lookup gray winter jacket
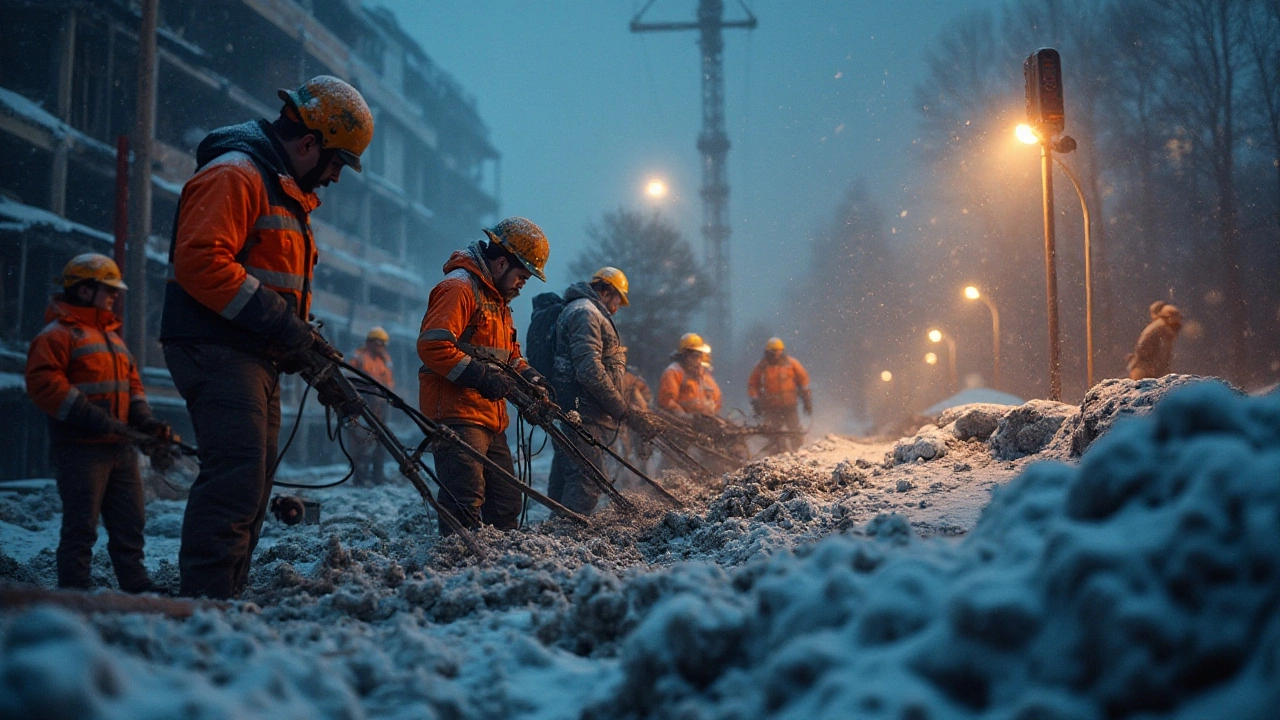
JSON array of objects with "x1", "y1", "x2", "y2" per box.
[{"x1": 552, "y1": 282, "x2": 628, "y2": 426}]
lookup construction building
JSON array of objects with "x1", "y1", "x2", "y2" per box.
[{"x1": 0, "y1": 0, "x2": 500, "y2": 479}]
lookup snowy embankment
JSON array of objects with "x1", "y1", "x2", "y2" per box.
[{"x1": 2, "y1": 375, "x2": 1277, "y2": 719}]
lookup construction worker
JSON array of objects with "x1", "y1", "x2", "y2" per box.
[
  {"x1": 747, "y1": 337, "x2": 811, "y2": 452},
  {"x1": 25, "y1": 254, "x2": 169, "y2": 593},
  {"x1": 417, "y1": 217, "x2": 551, "y2": 533},
  {"x1": 545, "y1": 268, "x2": 662, "y2": 515},
  {"x1": 160, "y1": 75, "x2": 373, "y2": 599},
  {"x1": 657, "y1": 333, "x2": 722, "y2": 418},
  {"x1": 348, "y1": 326, "x2": 394, "y2": 485}
]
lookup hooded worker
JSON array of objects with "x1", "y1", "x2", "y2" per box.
[
  {"x1": 417, "y1": 217, "x2": 551, "y2": 533},
  {"x1": 26, "y1": 254, "x2": 169, "y2": 593},
  {"x1": 161, "y1": 75, "x2": 373, "y2": 599}
]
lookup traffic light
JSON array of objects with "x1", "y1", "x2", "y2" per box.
[{"x1": 1024, "y1": 48, "x2": 1064, "y2": 136}]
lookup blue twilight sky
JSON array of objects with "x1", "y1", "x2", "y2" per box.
[{"x1": 373, "y1": 0, "x2": 1005, "y2": 343}]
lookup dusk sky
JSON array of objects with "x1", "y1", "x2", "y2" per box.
[{"x1": 374, "y1": 1, "x2": 1007, "y2": 344}]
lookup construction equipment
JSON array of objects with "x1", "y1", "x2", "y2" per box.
[
  {"x1": 476, "y1": 357, "x2": 691, "y2": 511},
  {"x1": 292, "y1": 339, "x2": 589, "y2": 558}
]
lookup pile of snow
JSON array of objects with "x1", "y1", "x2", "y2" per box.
[{"x1": 1, "y1": 376, "x2": 1275, "y2": 719}]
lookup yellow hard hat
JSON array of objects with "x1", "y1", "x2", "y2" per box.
[
  {"x1": 62, "y1": 253, "x2": 127, "y2": 290},
  {"x1": 592, "y1": 266, "x2": 629, "y2": 306},
  {"x1": 483, "y1": 217, "x2": 549, "y2": 281},
  {"x1": 367, "y1": 326, "x2": 389, "y2": 343},
  {"x1": 678, "y1": 332, "x2": 711, "y2": 354},
  {"x1": 278, "y1": 75, "x2": 374, "y2": 172},
  {"x1": 765, "y1": 337, "x2": 785, "y2": 352}
]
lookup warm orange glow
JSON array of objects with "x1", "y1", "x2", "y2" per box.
[
  {"x1": 928, "y1": 329, "x2": 943, "y2": 343},
  {"x1": 880, "y1": 370, "x2": 893, "y2": 382},
  {"x1": 646, "y1": 179, "x2": 668, "y2": 198},
  {"x1": 964, "y1": 285, "x2": 981, "y2": 300},
  {"x1": 925, "y1": 352, "x2": 938, "y2": 365},
  {"x1": 1015, "y1": 124, "x2": 1040, "y2": 145}
]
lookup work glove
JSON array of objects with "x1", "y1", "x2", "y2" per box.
[
  {"x1": 801, "y1": 392, "x2": 813, "y2": 416},
  {"x1": 136, "y1": 417, "x2": 174, "y2": 445},
  {"x1": 520, "y1": 367, "x2": 554, "y2": 404},
  {"x1": 626, "y1": 410, "x2": 664, "y2": 439},
  {"x1": 475, "y1": 367, "x2": 516, "y2": 401},
  {"x1": 749, "y1": 398, "x2": 762, "y2": 416}
]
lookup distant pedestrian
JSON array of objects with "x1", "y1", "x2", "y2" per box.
[{"x1": 1127, "y1": 303, "x2": 1183, "y2": 380}]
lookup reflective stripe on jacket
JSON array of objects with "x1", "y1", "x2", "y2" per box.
[
  {"x1": 747, "y1": 355, "x2": 810, "y2": 409},
  {"x1": 160, "y1": 120, "x2": 319, "y2": 353},
  {"x1": 350, "y1": 346, "x2": 394, "y2": 390},
  {"x1": 657, "y1": 362, "x2": 722, "y2": 416},
  {"x1": 25, "y1": 300, "x2": 148, "y2": 444},
  {"x1": 418, "y1": 245, "x2": 530, "y2": 432}
]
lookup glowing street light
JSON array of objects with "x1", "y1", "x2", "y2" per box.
[
  {"x1": 1016, "y1": 123, "x2": 1095, "y2": 389},
  {"x1": 963, "y1": 285, "x2": 1002, "y2": 390},
  {"x1": 924, "y1": 352, "x2": 938, "y2": 365},
  {"x1": 880, "y1": 370, "x2": 893, "y2": 383},
  {"x1": 645, "y1": 178, "x2": 668, "y2": 199},
  {"x1": 928, "y1": 329, "x2": 958, "y2": 392}
]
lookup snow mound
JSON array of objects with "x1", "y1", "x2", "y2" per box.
[
  {"x1": 989, "y1": 398, "x2": 1076, "y2": 460},
  {"x1": 1055, "y1": 374, "x2": 1234, "y2": 457},
  {"x1": 938, "y1": 403, "x2": 1010, "y2": 441},
  {"x1": 892, "y1": 425, "x2": 949, "y2": 464},
  {"x1": 584, "y1": 382, "x2": 1280, "y2": 719}
]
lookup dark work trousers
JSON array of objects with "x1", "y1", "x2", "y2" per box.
[
  {"x1": 52, "y1": 442, "x2": 150, "y2": 591},
  {"x1": 546, "y1": 420, "x2": 610, "y2": 516},
  {"x1": 761, "y1": 405, "x2": 805, "y2": 453},
  {"x1": 432, "y1": 424, "x2": 521, "y2": 534},
  {"x1": 164, "y1": 343, "x2": 280, "y2": 600}
]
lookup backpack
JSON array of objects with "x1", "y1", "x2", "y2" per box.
[{"x1": 524, "y1": 291, "x2": 565, "y2": 379}]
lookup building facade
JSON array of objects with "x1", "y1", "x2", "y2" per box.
[{"x1": 0, "y1": 0, "x2": 500, "y2": 478}]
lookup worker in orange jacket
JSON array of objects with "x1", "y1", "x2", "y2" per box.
[
  {"x1": 25, "y1": 254, "x2": 170, "y2": 593},
  {"x1": 160, "y1": 76, "x2": 373, "y2": 599},
  {"x1": 657, "y1": 333, "x2": 722, "y2": 418},
  {"x1": 418, "y1": 217, "x2": 551, "y2": 533},
  {"x1": 348, "y1": 326, "x2": 394, "y2": 485},
  {"x1": 747, "y1": 337, "x2": 811, "y2": 452}
]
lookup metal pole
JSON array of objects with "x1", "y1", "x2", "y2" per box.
[
  {"x1": 126, "y1": 0, "x2": 158, "y2": 366},
  {"x1": 982, "y1": 295, "x2": 1001, "y2": 390},
  {"x1": 1052, "y1": 156, "x2": 1093, "y2": 389},
  {"x1": 114, "y1": 135, "x2": 129, "y2": 269},
  {"x1": 1040, "y1": 143, "x2": 1062, "y2": 401}
]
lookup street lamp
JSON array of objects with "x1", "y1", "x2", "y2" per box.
[
  {"x1": 645, "y1": 178, "x2": 669, "y2": 199},
  {"x1": 924, "y1": 352, "x2": 938, "y2": 365},
  {"x1": 963, "y1": 285, "x2": 1002, "y2": 390},
  {"x1": 927, "y1": 329, "x2": 958, "y2": 392},
  {"x1": 1017, "y1": 124, "x2": 1095, "y2": 390}
]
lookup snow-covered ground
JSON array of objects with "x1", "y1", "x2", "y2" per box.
[{"x1": 2, "y1": 375, "x2": 1277, "y2": 719}]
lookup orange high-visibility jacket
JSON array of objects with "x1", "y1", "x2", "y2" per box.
[
  {"x1": 418, "y1": 246, "x2": 531, "y2": 432},
  {"x1": 658, "y1": 362, "x2": 722, "y2": 416},
  {"x1": 350, "y1": 345, "x2": 394, "y2": 390},
  {"x1": 160, "y1": 120, "x2": 320, "y2": 352},
  {"x1": 25, "y1": 300, "x2": 149, "y2": 444},
  {"x1": 747, "y1": 355, "x2": 810, "y2": 410}
]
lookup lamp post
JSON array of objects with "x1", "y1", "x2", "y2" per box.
[
  {"x1": 928, "y1": 329, "x2": 958, "y2": 392},
  {"x1": 963, "y1": 286, "x2": 1001, "y2": 390},
  {"x1": 1017, "y1": 125, "x2": 1095, "y2": 391}
]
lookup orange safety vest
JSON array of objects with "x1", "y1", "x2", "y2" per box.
[
  {"x1": 747, "y1": 355, "x2": 810, "y2": 410},
  {"x1": 658, "y1": 362, "x2": 721, "y2": 416},
  {"x1": 417, "y1": 246, "x2": 531, "y2": 432},
  {"x1": 350, "y1": 345, "x2": 394, "y2": 390},
  {"x1": 25, "y1": 300, "x2": 147, "y2": 443}
]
